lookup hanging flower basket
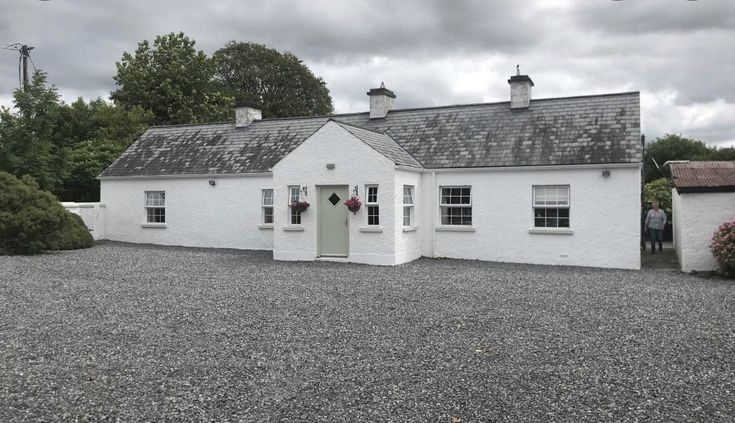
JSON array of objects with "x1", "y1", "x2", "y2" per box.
[
  {"x1": 344, "y1": 196, "x2": 362, "y2": 214},
  {"x1": 289, "y1": 200, "x2": 310, "y2": 213}
]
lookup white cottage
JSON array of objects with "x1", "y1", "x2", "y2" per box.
[
  {"x1": 98, "y1": 74, "x2": 642, "y2": 269},
  {"x1": 671, "y1": 161, "x2": 735, "y2": 272}
]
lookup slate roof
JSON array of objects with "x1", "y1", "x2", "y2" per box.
[
  {"x1": 671, "y1": 161, "x2": 735, "y2": 193},
  {"x1": 99, "y1": 91, "x2": 641, "y2": 177},
  {"x1": 333, "y1": 121, "x2": 421, "y2": 168}
]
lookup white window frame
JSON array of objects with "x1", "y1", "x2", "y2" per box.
[
  {"x1": 532, "y1": 185, "x2": 570, "y2": 228},
  {"x1": 402, "y1": 185, "x2": 414, "y2": 227},
  {"x1": 365, "y1": 185, "x2": 379, "y2": 226},
  {"x1": 144, "y1": 191, "x2": 166, "y2": 224},
  {"x1": 288, "y1": 185, "x2": 301, "y2": 225},
  {"x1": 439, "y1": 186, "x2": 472, "y2": 226},
  {"x1": 261, "y1": 189, "x2": 274, "y2": 224}
]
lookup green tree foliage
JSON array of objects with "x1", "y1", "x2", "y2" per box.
[
  {"x1": 644, "y1": 134, "x2": 735, "y2": 183},
  {"x1": 111, "y1": 32, "x2": 233, "y2": 125},
  {"x1": 643, "y1": 177, "x2": 672, "y2": 216},
  {"x1": 0, "y1": 172, "x2": 92, "y2": 255},
  {"x1": 212, "y1": 41, "x2": 333, "y2": 118},
  {"x1": 0, "y1": 71, "x2": 63, "y2": 191}
]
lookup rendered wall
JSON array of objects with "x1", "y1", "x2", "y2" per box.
[
  {"x1": 394, "y1": 169, "x2": 422, "y2": 264},
  {"x1": 100, "y1": 175, "x2": 273, "y2": 250},
  {"x1": 427, "y1": 166, "x2": 641, "y2": 270},
  {"x1": 674, "y1": 190, "x2": 735, "y2": 272},
  {"x1": 272, "y1": 121, "x2": 398, "y2": 265}
]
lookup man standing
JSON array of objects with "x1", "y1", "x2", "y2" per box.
[{"x1": 645, "y1": 201, "x2": 667, "y2": 254}]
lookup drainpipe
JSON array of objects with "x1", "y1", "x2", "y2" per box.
[{"x1": 431, "y1": 170, "x2": 436, "y2": 258}]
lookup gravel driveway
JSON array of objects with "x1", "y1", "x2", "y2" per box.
[{"x1": 1, "y1": 242, "x2": 734, "y2": 422}]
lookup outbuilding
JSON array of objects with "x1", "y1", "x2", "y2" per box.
[
  {"x1": 98, "y1": 73, "x2": 642, "y2": 269},
  {"x1": 671, "y1": 161, "x2": 735, "y2": 272}
]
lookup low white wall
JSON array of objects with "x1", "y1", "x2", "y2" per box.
[
  {"x1": 426, "y1": 165, "x2": 641, "y2": 270},
  {"x1": 100, "y1": 175, "x2": 274, "y2": 250},
  {"x1": 675, "y1": 191, "x2": 735, "y2": 272},
  {"x1": 61, "y1": 202, "x2": 105, "y2": 240}
]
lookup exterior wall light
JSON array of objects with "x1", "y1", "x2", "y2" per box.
[
  {"x1": 208, "y1": 180, "x2": 216, "y2": 186},
  {"x1": 301, "y1": 186, "x2": 308, "y2": 197},
  {"x1": 602, "y1": 170, "x2": 611, "y2": 178},
  {"x1": 353, "y1": 185, "x2": 359, "y2": 196},
  {"x1": 326, "y1": 163, "x2": 336, "y2": 169}
]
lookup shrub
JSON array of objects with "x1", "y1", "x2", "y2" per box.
[
  {"x1": 0, "y1": 172, "x2": 93, "y2": 255},
  {"x1": 710, "y1": 220, "x2": 735, "y2": 278}
]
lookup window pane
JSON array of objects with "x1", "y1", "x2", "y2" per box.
[
  {"x1": 441, "y1": 206, "x2": 472, "y2": 226},
  {"x1": 368, "y1": 205, "x2": 379, "y2": 225},
  {"x1": 262, "y1": 189, "x2": 273, "y2": 206},
  {"x1": 289, "y1": 187, "x2": 300, "y2": 202},
  {"x1": 403, "y1": 206, "x2": 411, "y2": 226},
  {"x1": 146, "y1": 191, "x2": 165, "y2": 207},
  {"x1": 147, "y1": 207, "x2": 165, "y2": 223},
  {"x1": 291, "y1": 208, "x2": 301, "y2": 225},
  {"x1": 558, "y1": 218, "x2": 570, "y2": 228},
  {"x1": 367, "y1": 186, "x2": 378, "y2": 203},
  {"x1": 558, "y1": 208, "x2": 570, "y2": 218},
  {"x1": 440, "y1": 186, "x2": 471, "y2": 205},
  {"x1": 403, "y1": 186, "x2": 413, "y2": 205},
  {"x1": 263, "y1": 208, "x2": 273, "y2": 224}
]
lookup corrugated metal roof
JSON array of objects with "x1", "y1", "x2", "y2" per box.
[
  {"x1": 99, "y1": 91, "x2": 641, "y2": 177},
  {"x1": 671, "y1": 161, "x2": 735, "y2": 193}
]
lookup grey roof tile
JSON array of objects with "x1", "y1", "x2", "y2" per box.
[{"x1": 100, "y1": 92, "x2": 641, "y2": 177}]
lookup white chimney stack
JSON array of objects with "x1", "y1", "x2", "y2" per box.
[
  {"x1": 508, "y1": 67, "x2": 534, "y2": 109},
  {"x1": 235, "y1": 102, "x2": 262, "y2": 128},
  {"x1": 367, "y1": 82, "x2": 396, "y2": 119}
]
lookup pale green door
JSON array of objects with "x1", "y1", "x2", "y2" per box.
[{"x1": 318, "y1": 185, "x2": 349, "y2": 257}]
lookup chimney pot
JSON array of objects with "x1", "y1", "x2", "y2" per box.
[
  {"x1": 235, "y1": 102, "x2": 262, "y2": 127},
  {"x1": 508, "y1": 73, "x2": 534, "y2": 109},
  {"x1": 367, "y1": 83, "x2": 396, "y2": 119}
]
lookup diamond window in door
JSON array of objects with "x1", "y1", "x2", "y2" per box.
[{"x1": 328, "y1": 192, "x2": 341, "y2": 206}]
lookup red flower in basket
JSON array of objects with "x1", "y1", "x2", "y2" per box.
[
  {"x1": 344, "y1": 196, "x2": 362, "y2": 214},
  {"x1": 289, "y1": 200, "x2": 310, "y2": 213}
]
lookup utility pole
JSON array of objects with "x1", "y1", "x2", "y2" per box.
[
  {"x1": 4, "y1": 43, "x2": 35, "y2": 90},
  {"x1": 20, "y1": 45, "x2": 34, "y2": 89}
]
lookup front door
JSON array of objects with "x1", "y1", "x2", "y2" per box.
[{"x1": 318, "y1": 185, "x2": 349, "y2": 257}]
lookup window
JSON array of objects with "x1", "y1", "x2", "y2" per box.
[
  {"x1": 288, "y1": 186, "x2": 301, "y2": 225},
  {"x1": 440, "y1": 186, "x2": 471, "y2": 226},
  {"x1": 366, "y1": 185, "x2": 379, "y2": 226},
  {"x1": 403, "y1": 185, "x2": 414, "y2": 226},
  {"x1": 145, "y1": 191, "x2": 165, "y2": 223},
  {"x1": 262, "y1": 189, "x2": 274, "y2": 224},
  {"x1": 533, "y1": 185, "x2": 570, "y2": 228}
]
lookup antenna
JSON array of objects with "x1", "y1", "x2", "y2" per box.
[{"x1": 4, "y1": 43, "x2": 35, "y2": 90}]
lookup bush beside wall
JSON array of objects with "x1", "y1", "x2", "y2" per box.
[
  {"x1": 0, "y1": 172, "x2": 93, "y2": 255},
  {"x1": 711, "y1": 220, "x2": 735, "y2": 278}
]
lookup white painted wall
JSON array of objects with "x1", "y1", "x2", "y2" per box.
[
  {"x1": 426, "y1": 165, "x2": 641, "y2": 270},
  {"x1": 100, "y1": 175, "x2": 273, "y2": 250},
  {"x1": 61, "y1": 202, "x2": 105, "y2": 240},
  {"x1": 394, "y1": 169, "x2": 423, "y2": 264},
  {"x1": 272, "y1": 121, "x2": 398, "y2": 265},
  {"x1": 672, "y1": 188, "x2": 682, "y2": 263},
  {"x1": 673, "y1": 189, "x2": 735, "y2": 272}
]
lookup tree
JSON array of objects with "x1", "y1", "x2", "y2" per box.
[
  {"x1": 0, "y1": 172, "x2": 92, "y2": 255},
  {"x1": 643, "y1": 177, "x2": 672, "y2": 216},
  {"x1": 644, "y1": 134, "x2": 714, "y2": 183},
  {"x1": 0, "y1": 71, "x2": 63, "y2": 191},
  {"x1": 213, "y1": 41, "x2": 333, "y2": 118},
  {"x1": 111, "y1": 32, "x2": 232, "y2": 125}
]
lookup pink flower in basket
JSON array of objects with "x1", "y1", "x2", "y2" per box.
[
  {"x1": 289, "y1": 200, "x2": 310, "y2": 213},
  {"x1": 344, "y1": 196, "x2": 362, "y2": 214}
]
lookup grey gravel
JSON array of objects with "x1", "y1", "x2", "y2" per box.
[{"x1": 1, "y1": 242, "x2": 733, "y2": 422}]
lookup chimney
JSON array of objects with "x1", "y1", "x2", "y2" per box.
[
  {"x1": 508, "y1": 66, "x2": 534, "y2": 109},
  {"x1": 235, "y1": 102, "x2": 262, "y2": 128},
  {"x1": 367, "y1": 82, "x2": 396, "y2": 119}
]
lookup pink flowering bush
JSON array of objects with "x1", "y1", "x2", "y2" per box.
[
  {"x1": 289, "y1": 200, "x2": 310, "y2": 213},
  {"x1": 344, "y1": 196, "x2": 361, "y2": 214},
  {"x1": 710, "y1": 220, "x2": 735, "y2": 277}
]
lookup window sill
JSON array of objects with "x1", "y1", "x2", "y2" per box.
[
  {"x1": 402, "y1": 226, "x2": 418, "y2": 232},
  {"x1": 528, "y1": 228, "x2": 574, "y2": 235},
  {"x1": 141, "y1": 223, "x2": 167, "y2": 229},
  {"x1": 283, "y1": 225, "x2": 304, "y2": 232},
  {"x1": 359, "y1": 226, "x2": 383, "y2": 233},
  {"x1": 258, "y1": 224, "x2": 274, "y2": 230},
  {"x1": 435, "y1": 225, "x2": 476, "y2": 232}
]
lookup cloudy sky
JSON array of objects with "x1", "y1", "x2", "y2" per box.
[{"x1": 1, "y1": 0, "x2": 734, "y2": 146}]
